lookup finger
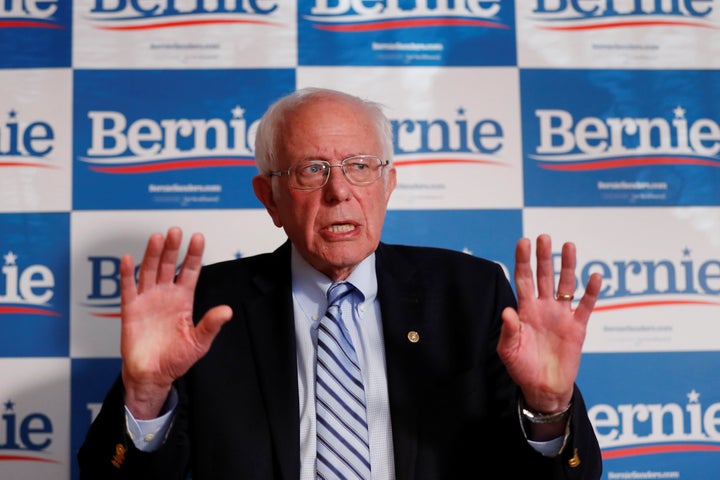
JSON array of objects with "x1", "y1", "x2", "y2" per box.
[
  {"x1": 137, "y1": 232, "x2": 165, "y2": 292},
  {"x1": 175, "y1": 233, "x2": 205, "y2": 288},
  {"x1": 156, "y1": 227, "x2": 183, "y2": 284},
  {"x1": 513, "y1": 237, "x2": 536, "y2": 301},
  {"x1": 574, "y1": 272, "x2": 603, "y2": 322},
  {"x1": 535, "y1": 234, "x2": 555, "y2": 299},
  {"x1": 556, "y1": 242, "x2": 577, "y2": 302},
  {"x1": 119, "y1": 254, "x2": 138, "y2": 305}
]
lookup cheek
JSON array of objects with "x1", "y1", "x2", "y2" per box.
[
  {"x1": 363, "y1": 200, "x2": 389, "y2": 233},
  {"x1": 279, "y1": 194, "x2": 315, "y2": 228}
]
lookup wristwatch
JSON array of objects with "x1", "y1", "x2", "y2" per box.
[{"x1": 520, "y1": 399, "x2": 573, "y2": 424}]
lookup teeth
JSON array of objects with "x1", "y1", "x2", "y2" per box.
[{"x1": 328, "y1": 224, "x2": 354, "y2": 233}]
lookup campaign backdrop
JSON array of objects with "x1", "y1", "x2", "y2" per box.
[{"x1": 2, "y1": 1, "x2": 720, "y2": 478}]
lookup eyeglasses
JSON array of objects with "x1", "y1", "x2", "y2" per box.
[{"x1": 268, "y1": 155, "x2": 390, "y2": 190}]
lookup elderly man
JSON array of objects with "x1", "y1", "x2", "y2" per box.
[{"x1": 79, "y1": 87, "x2": 603, "y2": 479}]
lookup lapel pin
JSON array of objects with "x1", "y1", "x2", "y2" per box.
[
  {"x1": 111, "y1": 443, "x2": 126, "y2": 469},
  {"x1": 568, "y1": 448, "x2": 581, "y2": 468}
]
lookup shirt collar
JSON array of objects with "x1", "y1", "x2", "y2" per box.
[{"x1": 290, "y1": 244, "x2": 378, "y2": 312}]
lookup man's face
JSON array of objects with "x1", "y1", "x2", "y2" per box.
[{"x1": 253, "y1": 95, "x2": 396, "y2": 281}]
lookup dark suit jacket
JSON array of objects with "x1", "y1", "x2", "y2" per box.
[{"x1": 78, "y1": 241, "x2": 602, "y2": 479}]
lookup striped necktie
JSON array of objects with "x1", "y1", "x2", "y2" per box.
[{"x1": 315, "y1": 282, "x2": 371, "y2": 480}]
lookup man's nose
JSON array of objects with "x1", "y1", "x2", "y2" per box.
[{"x1": 323, "y1": 164, "x2": 352, "y2": 200}]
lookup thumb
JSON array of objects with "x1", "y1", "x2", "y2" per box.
[
  {"x1": 497, "y1": 306, "x2": 520, "y2": 361},
  {"x1": 195, "y1": 305, "x2": 233, "y2": 352}
]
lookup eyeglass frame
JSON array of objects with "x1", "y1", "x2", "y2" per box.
[{"x1": 267, "y1": 155, "x2": 391, "y2": 190}]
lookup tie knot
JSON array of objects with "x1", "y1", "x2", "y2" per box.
[{"x1": 327, "y1": 281, "x2": 355, "y2": 307}]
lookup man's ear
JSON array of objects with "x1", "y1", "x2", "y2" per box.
[
  {"x1": 252, "y1": 175, "x2": 283, "y2": 227},
  {"x1": 385, "y1": 166, "x2": 397, "y2": 203}
]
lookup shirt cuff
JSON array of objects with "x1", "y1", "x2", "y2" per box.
[
  {"x1": 527, "y1": 436, "x2": 565, "y2": 457},
  {"x1": 124, "y1": 387, "x2": 178, "y2": 452}
]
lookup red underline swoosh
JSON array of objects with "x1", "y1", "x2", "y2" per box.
[
  {"x1": 540, "y1": 19, "x2": 717, "y2": 31},
  {"x1": 0, "y1": 162, "x2": 58, "y2": 169},
  {"x1": 0, "y1": 20, "x2": 64, "y2": 29},
  {"x1": 603, "y1": 443, "x2": 720, "y2": 459},
  {"x1": 594, "y1": 299, "x2": 720, "y2": 312},
  {"x1": 0, "y1": 454, "x2": 61, "y2": 463},
  {"x1": 88, "y1": 158, "x2": 256, "y2": 173},
  {"x1": 90, "y1": 312, "x2": 121, "y2": 318},
  {"x1": 314, "y1": 18, "x2": 509, "y2": 31},
  {"x1": 393, "y1": 158, "x2": 507, "y2": 167},
  {"x1": 0, "y1": 306, "x2": 61, "y2": 316},
  {"x1": 0, "y1": 306, "x2": 62, "y2": 316},
  {"x1": 539, "y1": 156, "x2": 720, "y2": 171},
  {"x1": 96, "y1": 18, "x2": 284, "y2": 31}
]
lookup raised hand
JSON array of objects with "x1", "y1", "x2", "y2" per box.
[
  {"x1": 120, "y1": 227, "x2": 232, "y2": 419},
  {"x1": 497, "y1": 234, "x2": 602, "y2": 415}
]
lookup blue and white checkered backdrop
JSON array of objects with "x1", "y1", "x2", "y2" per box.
[{"x1": 2, "y1": 1, "x2": 720, "y2": 478}]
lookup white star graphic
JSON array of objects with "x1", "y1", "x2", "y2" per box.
[
  {"x1": 231, "y1": 106, "x2": 245, "y2": 119},
  {"x1": 4, "y1": 251, "x2": 17, "y2": 266},
  {"x1": 687, "y1": 389, "x2": 700, "y2": 403},
  {"x1": 673, "y1": 105, "x2": 686, "y2": 119}
]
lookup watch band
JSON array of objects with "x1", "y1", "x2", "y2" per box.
[{"x1": 520, "y1": 398, "x2": 573, "y2": 424}]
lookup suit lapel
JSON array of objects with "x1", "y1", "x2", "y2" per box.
[
  {"x1": 244, "y1": 242, "x2": 301, "y2": 480},
  {"x1": 375, "y1": 243, "x2": 428, "y2": 480}
]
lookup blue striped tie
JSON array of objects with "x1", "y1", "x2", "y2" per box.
[{"x1": 316, "y1": 282, "x2": 371, "y2": 480}]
